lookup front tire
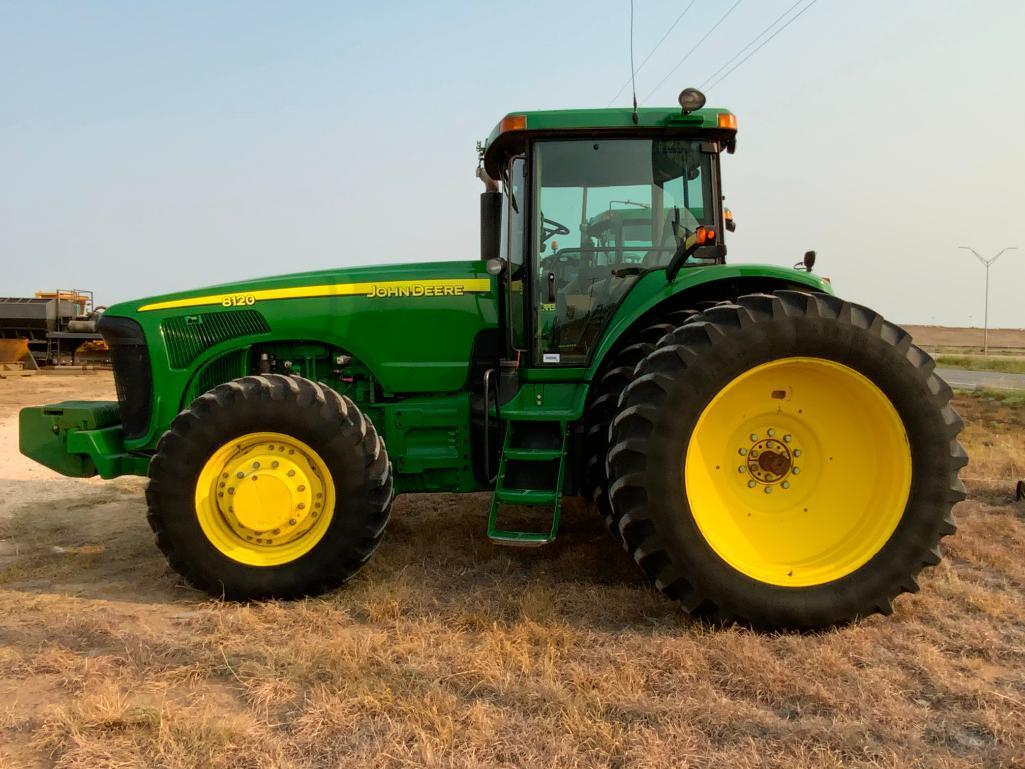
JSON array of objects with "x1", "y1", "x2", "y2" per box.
[
  {"x1": 147, "y1": 374, "x2": 393, "y2": 599},
  {"x1": 607, "y1": 291, "x2": 966, "y2": 629}
]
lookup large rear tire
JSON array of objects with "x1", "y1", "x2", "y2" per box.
[
  {"x1": 607, "y1": 291, "x2": 966, "y2": 629},
  {"x1": 147, "y1": 374, "x2": 392, "y2": 599},
  {"x1": 583, "y1": 309, "x2": 696, "y2": 531}
]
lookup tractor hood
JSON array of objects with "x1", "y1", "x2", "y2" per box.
[{"x1": 104, "y1": 260, "x2": 493, "y2": 317}]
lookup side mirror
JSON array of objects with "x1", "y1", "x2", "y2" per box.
[
  {"x1": 480, "y1": 191, "x2": 503, "y2": 263},
  {"x1": 794, "y1": 250, "x2": 816, "y2": 272}
]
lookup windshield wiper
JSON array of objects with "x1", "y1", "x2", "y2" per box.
[{"x1": 500, "y1": 166, "x2": 519, "y2": 214}]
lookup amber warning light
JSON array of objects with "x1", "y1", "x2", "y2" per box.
[
  {"x1": 499, "y1": 115, "x2": 527, "y2": 134},
  {"x1": 695, "y1": 227, "x2": 716, "y2": 246}
]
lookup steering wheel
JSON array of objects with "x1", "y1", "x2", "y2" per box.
[{"x1": 541, "y1": 214, "x2": 571, "y2": 244}]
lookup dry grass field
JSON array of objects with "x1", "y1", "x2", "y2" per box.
[
  {"x1": 1, "y1": 373, "x2": 1024, "y2": 768},
  {"x1": 904, "y1": 326, "x2": 1025, "y2": 354}
]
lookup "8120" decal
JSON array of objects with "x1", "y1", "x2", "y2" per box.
[{"x1": 221, "y1": 294, "x2": 257, "y2": 307}]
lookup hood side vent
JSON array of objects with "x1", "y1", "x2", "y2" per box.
[{"x1": 162, "y1": 310, "x2": 269, "y2": 369}]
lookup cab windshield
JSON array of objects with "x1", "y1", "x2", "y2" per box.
[{"x1": 533, "y1": 138, "x2": 715, "y2": 365}]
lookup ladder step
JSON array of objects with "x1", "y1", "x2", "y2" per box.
[
  {"x1": 503, "y1": 447, "x2": 564, "y2": 461},
  {"x1": 488, "y1": 530, "x2": 553, "y2": 547},
  {"x1": 495, "y1": 488, "x2": 559, "y2": 505}
]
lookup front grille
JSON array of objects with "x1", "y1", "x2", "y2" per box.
[
  {"x1": 161, "y1": 310, "x2": 269, "y2": 369},
  {"x1": 98, "y1": 316, "x2": 153, "y2": 441}
]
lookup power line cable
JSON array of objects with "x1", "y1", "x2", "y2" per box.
[
  {"x1": 608, "y1": 0, "x2": 699, "y2": 106},
  {"x1": 704, "y1": 0, "x2": 822, "y2": 91},
  {"x1": 641, "y1": 0, "x2": 745, "y2": 104},
  {"x1": 699, "y1": 0, "x2": 804, "y2": 89}
]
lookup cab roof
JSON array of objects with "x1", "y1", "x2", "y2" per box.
[{"x1": 481, "y1": 106, "x2": 736, "y2": 178}]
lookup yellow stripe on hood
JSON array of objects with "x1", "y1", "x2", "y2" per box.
[{"x1": 138, "y1": 278, "x2": 492, "y2": 312}]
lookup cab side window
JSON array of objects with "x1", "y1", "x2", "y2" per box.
[{"x1": 532, "y1": 139, "x2": 713, "y2": 366}]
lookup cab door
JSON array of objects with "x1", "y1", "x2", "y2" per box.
[{"x1": 501, "y1": 155, "x2": 529, "y2": 359}]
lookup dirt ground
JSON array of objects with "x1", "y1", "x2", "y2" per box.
[
  {"x1": 1, "y1": 373, "x2": 1024, "y2": 768},
  {"x1": 904, "y1": 326, "x2": 1025, "y2": 352}
]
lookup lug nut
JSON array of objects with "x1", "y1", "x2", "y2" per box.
[
  {"x1": 289, "y1": 518, "x2": 297, "y2": 526},
  {"x1": 750, "y1": 433, "x2": 758, "y2": 441},
  {"x1": 792, "y1": 467, "x2": 801, "y2": 474},
  {"x1": 738, "y1": 448, "x2": 748, "y2": 456},
  {"x1": 287, "y1": 470, "x2": 295, "y2": 477},
  {"x1": 297, "y1": 485, "x2": 306, "y2": 492},
  {"x1": 272, "y1": 461, "x2": 279, "y2": 469},
  {"x1": 794, "y1": 449, "x2": 802, "y2": 457},
  {"x1": 748, "y1": 480, "x2": 757, "y2": 488},
  {"x1": 252, "y1": 462, "x2": 260, "y2": 469},
  {"x1": 297, "y1": 503, "x2": 305, "y2": 510},
  {"x1": 236, "y1": 471, "x2": 245, "y2": 479},
  {"x1": 782, "y1": 481, "x2": 790, "y2": 489},
  {"x1": 784, "y1": 434, "x2": 792, "y2": 443},
  {"x1": 764, "y1": 486, "x2": 773, "y2": 494},
  {"x1": 738, "y1": 466, "x2": 746, "y2": 473},
  {"x1": 767, "y1": 428, "x2": 775, "y2": 437}
]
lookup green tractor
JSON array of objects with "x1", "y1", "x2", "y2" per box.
[{"x1": 19, "y1": 90, "x2": 966, "y2": 628}]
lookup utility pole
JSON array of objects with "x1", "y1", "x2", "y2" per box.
[{"x1": 959, "y1": 246, "x2": 1017, "y2": 355}]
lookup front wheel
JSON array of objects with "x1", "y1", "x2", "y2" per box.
[
  {"x1": 607, "y1": 291, "x2": 967, "y2": 629},
  {"x1": 147, "y1": 374, "x2": 393, "y2": 599}
]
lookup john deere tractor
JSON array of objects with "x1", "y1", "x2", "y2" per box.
[{"x1": 19, "y1": 90, "x2": 966, "y2": 628}]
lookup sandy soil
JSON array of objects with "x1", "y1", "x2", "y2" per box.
[{"x1": 0, "y1": 373, "x2": 1024, "y2": 768}]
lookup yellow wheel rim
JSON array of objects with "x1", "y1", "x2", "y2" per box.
[
  {"x1": 684, "y1": 357, "x2": 912, "y2": 587},
  {"x1": 194, "y1": 432, "x2": 335, "y2": 567}
]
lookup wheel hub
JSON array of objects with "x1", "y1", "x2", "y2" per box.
[
  {"x1": 195, "y1": 432, "x2": 335, "y2": 565},
  {"x1": 746, "y1": 437, "x2": 794, "y2": 484},
  {"x1": 214, "y1": 439, "x2": 325, "y2": 546}
]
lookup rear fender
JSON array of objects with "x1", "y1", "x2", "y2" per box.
[{"x1": 587, "y1": 266, "x2": 832, "y2": 381}]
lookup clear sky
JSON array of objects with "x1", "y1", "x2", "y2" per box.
[{"x1": 2, "y1": 1, "x2": 1023, "y2": 327}]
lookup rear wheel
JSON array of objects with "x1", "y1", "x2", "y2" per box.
[
  {"x1": 583, "y1": 309, "x2": 696, "y2": 531},
  {"x1": 147, "y1": 374, "x2": 392, "y2": 599},
  {"x1": 607, "y1": 291, "x2": 966, "y2": 628}
]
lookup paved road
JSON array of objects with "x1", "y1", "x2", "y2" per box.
[{"x1": 936, "y1": 367, "x2": 1025, "y2": 391}]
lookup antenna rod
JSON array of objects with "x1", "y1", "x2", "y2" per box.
[{"x1": 630, "y1": 0, "x2": 638, "y2": 124}]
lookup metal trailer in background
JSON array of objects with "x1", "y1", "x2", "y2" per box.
[{"x1": 0, "y1": 290, "x2": 107, "y2": 365}]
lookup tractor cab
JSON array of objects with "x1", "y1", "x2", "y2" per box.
[
  {"x1": 476, "y1": 100, "x2": 742, "y2": 545},
  {"x1": 479, "y1": 103, "x2": 737, "y2": 368}
]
